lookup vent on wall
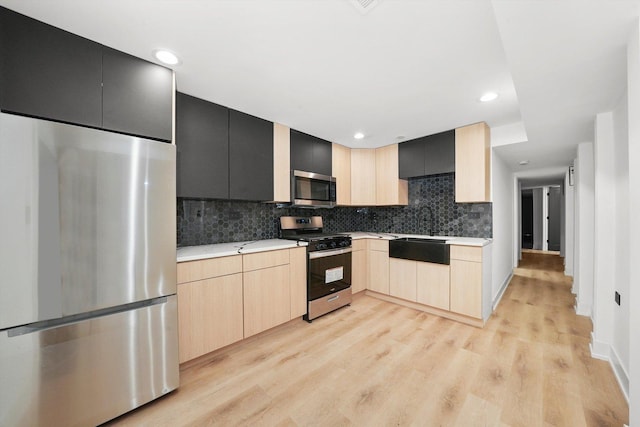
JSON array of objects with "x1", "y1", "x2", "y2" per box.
[{"x1": 348, "y1": 0, "x2": 382, "y2": 14}]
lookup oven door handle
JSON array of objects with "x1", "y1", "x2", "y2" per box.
[{"x1": 308, "y1": 247, "x2": 352, "y2": 259}]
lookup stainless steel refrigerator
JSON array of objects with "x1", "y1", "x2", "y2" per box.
[{"x1": 0, "y1": 112, "x2": 179, "y2": 426}]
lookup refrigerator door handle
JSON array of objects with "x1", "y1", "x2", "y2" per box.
[{"x1": 5, "y1": 296, "x2": 169, "y2": 338}]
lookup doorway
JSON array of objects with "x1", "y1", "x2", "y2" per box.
[
  {"x1": 521, "y1": 190, "x2": 533, "y2": 249},
  {"x1": 520, "y1": 185, "x2": 563, "y2": 252}
]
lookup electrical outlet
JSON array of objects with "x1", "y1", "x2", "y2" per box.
[{"x1": 615, "y1": 291, "x2": 621, "y2": 306}]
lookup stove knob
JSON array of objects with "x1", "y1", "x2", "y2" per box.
[
  {"x1": 317, "y1": 243, "x2": 327, "y2": 250},
  {"x1": 340, "y1": 240, "x2": 349, "y2": 247},
  {"x1": 330, "y1": 241, "x2": 337, "y2": 249}
]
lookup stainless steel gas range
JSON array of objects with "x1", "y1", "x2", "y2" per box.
[{"x1": 280, "y1": 216, "x2": 352, "y2": 321}]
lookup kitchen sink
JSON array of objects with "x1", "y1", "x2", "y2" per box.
[{"x1": 389, "y1": 237, "x2": 450, "y2": 265}]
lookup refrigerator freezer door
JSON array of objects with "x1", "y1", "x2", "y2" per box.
[
  {"x1": 0, "y1": 295, "x2": 179, "y2": 427},
  {"x1": 0, "y1": 113, "x2": 176, "y2": 328}
]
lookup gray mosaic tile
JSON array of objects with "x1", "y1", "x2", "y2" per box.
[{"x1": 177, "y1": 173, "x2": 492, "y2": 246}]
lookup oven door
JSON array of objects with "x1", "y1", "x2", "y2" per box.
[{"x1": 308, "y1": 248, "x2": 352, "y2": 301}]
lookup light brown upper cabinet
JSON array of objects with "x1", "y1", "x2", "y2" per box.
[
  {"x1": 273, "y1": 123, "x2": 291, "y2": 203},
  {"x1": 375, "y1": 144, "x2": 408, "y2": 206},
  {"x1": 332, "y1": 143, "x2": 351, "y2": 205},
  {"x1": 350, "y1": 149, "x2": 377, "y2": 205},
  {"x1": 455, "y1": 122, "x2": 491, "y2": 203}
]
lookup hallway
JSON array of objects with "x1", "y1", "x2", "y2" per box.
[
  {"x1": 488, "y1": 251, "x2": 628, "y2": 426},
  {"x1": 106, "y1": 252, "x2": 629, "y2": 426}
]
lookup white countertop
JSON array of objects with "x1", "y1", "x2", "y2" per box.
[
  {"x1": 177, "y1": 232, "x2": 490, "y2": 262},
  {"x1": 348, "y1": 232, "x2": 490, "y2": 247},
  {"x1": 177, "y1": 239, "x2": 308, "y2": 262}
]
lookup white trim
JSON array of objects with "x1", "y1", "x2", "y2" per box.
[
  {"x1": 492, "y1": 272, "x2": 513, "y2": 311},
  {"x1": 575, "y1": 301, "x2": 592, "y2": 317},
  {"x1": 588, "y1": 333, "x2": 630, "y2": 403},
  {"x1": 610, "y1": 346, "x2": 630, "y2": 402},
  {"x1": 590, "y1": 332, "x2": 610, "y2": 360}
]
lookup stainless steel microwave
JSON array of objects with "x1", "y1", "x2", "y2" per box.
[{"x1": 291, "y1": 170, "x2": 336, "y2": 208}]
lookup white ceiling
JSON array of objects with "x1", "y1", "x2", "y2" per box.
[{"x1": 1, "y1": 0, "x2": 638, "y2": 182}]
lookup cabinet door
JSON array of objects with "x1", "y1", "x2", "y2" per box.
[
  {"x1": 102, "y1": 47, "x2": 173, "y2": 141},
  {"x1": 176, "y1": 92, "x2": 229, "y2": 199},
  {"x1": 368, "y1": 250, "x2": 389, "y2": 295},
  {"x1": 229, "y1": 110, "x2": 274, "y2": 201},
  {"x1": 455, "y1": 122, "x2": 490, "y2": 202},
  {"x1": 389, "y1": 258, "x2": 417, "y2": 301},
  {"x1": 291, "y1": 130, "x2": 332, "y2": 176},
  {"x1": 332, "y1": 143, "x2": 351, "y2": 205},
  {"x1": 0, "y1": 7, "x2": 102, "y2": 127},
  {"x1": 177, "y1": 274, "x2": 243, "y2": 363},
  {"x1": 351, "y1": 249, "x2": 367, "y2": 293},
  {"x1": 243, "y1": 265, "x2": 291, "y2": 337},
  {"x1": 416, "y1": 262, "x2": 450, "y2": 310},
  {"x1": 450, "y1": 259, "x2": 482, "y2": 318},
  {"x1": 424, "y1": 130, "x2": 455, "y2": 175},
  {"x1": 376, "y1": 144, "x2": 408, "y2": 206},
  {"x1": 398, "y1": 138, "x2": 425, "y2": 179},
  {"x1": 312, "y1": 138, "x2": 332, "y2": 176},
  {"x1": 351, "y1": 149, "x2": 376, "y2": 205},
  {"x1": 290, "y1": 129, "x2": 314, "y2": 173}
]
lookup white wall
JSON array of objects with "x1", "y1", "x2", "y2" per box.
[
  {"x1": 591, "y1": 112, "x2": 616, "y2": 361},
  {"x1": 574, "y1": 142, "x2": 594, "y2": 317},
  {"x1": 564, "y1": 170, "x2": 574, "y2": 276},
  {"x1": 612, "y1": 92, "x2": 630, "y2": 398},
  {"x1": 626, "y1": 17, "x2": 640, "y2": 424},
  {"x1": 491, "y1": 150, "x2": 514, "y2": 308}
]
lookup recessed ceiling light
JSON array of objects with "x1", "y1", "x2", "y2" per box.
[
  {"x1": 519, "y1": 160, "x2": 529, "y2": 166},
  {"x1": 153, "y1": 49, "x2": 180, "y2": 66},
  {"x1": 479, "y1": 92, "x2": 499, "y2": 102},
  {"x1": 354, "y1": 132, "x2": 365, "y2": 140}
]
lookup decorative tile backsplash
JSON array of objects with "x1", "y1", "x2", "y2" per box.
[{"x1": 177, "y1": 173, "x2": 492, "y2": 247}]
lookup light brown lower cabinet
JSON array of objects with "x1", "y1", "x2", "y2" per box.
[
  {"x1": 243, "y1": 264, "x2": 291, "y2": 338},
  {"x1": 449, "y1": 245, "x2": 483, "y2": 319},
  {"x1": 351, "y1": 239, "x2": 368, "y2": 293},
  {"x1": 416, "y1": 262, "x2": 450, "y2": 310},
  {"x1": 177, "y1": 273, "x2": 243, "y2": 363},
  {"x1": 389, "y1": 258, "x2": 416, "y2": 301},
  {"x1": 177, "y1": 247, "x2": 307, "y2": 363},
  {"x1": 368, "y1": 240, "x2": 389, "y2": 294}
]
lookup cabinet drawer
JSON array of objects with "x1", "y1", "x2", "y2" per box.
[
  {"x1": 352, "y1": 239, "x2": 367, "y2": 251},
  {"x1": 177, "y1": 256, "x2": 242, "y2": 284},
  {"x1": 450, "y1": 245, "x2": 482, "y2": 262},
  {"x1": 368, "y1": 239, "x2": 389, "y2": 252},
  {"x1": 243, "y1": 249, "x2": 290, "y2": 272}
]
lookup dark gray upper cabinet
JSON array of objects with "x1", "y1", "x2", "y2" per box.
[
  {"x1": 290, "y1": 129, "x2": 332, "y2": 176},
  {"x1": 0, "y1": 6, "x2": 173, "y2": 141},
  {"x1": 424, "y1": 130, "x2": 455, "y2": 175},
  {"x1": 229, "y1": 110, "x2": 273, "y2": 201},
  {"x1": 398, "y1": 138, "x2": 425, "y2": 179},
  {"x1": 176, "y1": 92, "x2": 229, "y2": 199},
  {"x1": 398, "y1": 130, "x2": 455, "y2": 178},
  {"x1": 0, "y1": 6, "x2": 103, "y2": 128},
  {"x1": 102, "y1": 48, "x2": 173, "y2": 142}
]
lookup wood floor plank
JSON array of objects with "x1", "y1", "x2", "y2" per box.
[{"x1": 103, "y1": 252, "x2": 628, "y2": 427}]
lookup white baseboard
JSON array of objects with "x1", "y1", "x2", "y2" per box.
[
  {"x1": 589, "y1": 332, "x2": 609, "y2": 360},
  {"x1": 492, "y1": 272, "x2": 513, "y2": 311},
  {"x1": 589, "y1": 333, "x2": 629, "y2": 403},
  {"x1": 610, "y1": 346, "x2": 630, "y2": 402}
]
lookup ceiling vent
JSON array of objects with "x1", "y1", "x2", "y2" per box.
[{"x1": 348, "y1": 0, "x2": 382, "y2": 15}]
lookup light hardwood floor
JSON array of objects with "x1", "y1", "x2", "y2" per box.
[{"x1": 105, "y1": 252, "x2": 628, "y2": 426}]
